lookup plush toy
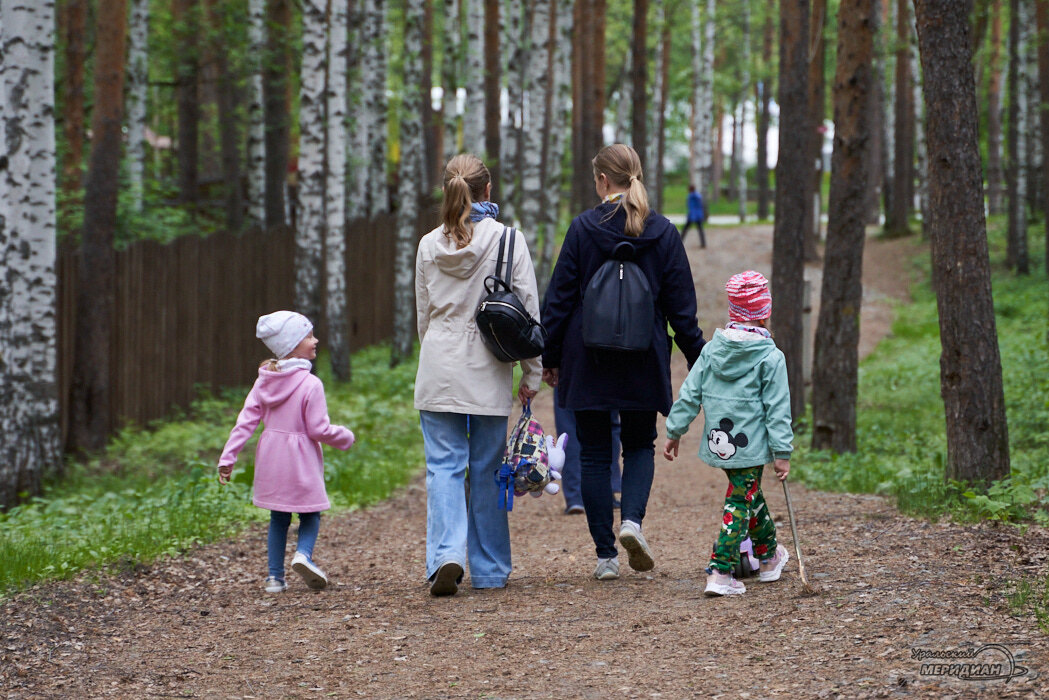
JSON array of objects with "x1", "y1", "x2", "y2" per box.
[{"x1": 528, "y1": 433, "x2": 566, "y2": 498}]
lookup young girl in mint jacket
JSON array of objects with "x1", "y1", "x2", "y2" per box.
[{"x1": 662, "y1": 271, "x2": 792, "y2": 596}]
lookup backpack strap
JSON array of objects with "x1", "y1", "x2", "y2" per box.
[
  {"x1": 494, "y1": 227, "x2": 509, "y2": 281},
  {"x1": 504, "y1": 228, "x2": 516, "y2": 282}
]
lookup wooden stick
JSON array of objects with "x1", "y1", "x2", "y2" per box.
[{"x1": 782, "y1": 479, "x2": 818, "y2": 595}]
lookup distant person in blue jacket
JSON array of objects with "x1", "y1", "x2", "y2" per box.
[{"x1": 681, "y1": 185, "x2": 706, "y2": 248}]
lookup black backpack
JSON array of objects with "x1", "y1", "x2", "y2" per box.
[
  {"x1": 581, "y1": 241, "x2": 654, "y2": 352},
  {"x1": 475, "y1": 227, "x2": 547, "y2": 362}
]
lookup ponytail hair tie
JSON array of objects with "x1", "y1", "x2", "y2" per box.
[{"x1": 629, "y1": 175, "x2": 639, "y2": 183}]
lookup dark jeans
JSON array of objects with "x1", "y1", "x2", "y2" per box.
[
  {"x1": 680, "y1": 219, "x2": 706, "y2": 247},
  {"x1": 575, "y1": 410, "x2": 657, "y2": 559},
  {"x1": 554, "y1": 387, "x2": 622, "y2": 508}
]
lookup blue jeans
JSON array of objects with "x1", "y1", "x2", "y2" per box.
[
  {"x1": 574, "y1": 410, "x2": 657, "y2": 559},
  {"x1": 267, "y1": 511, "x2": 321, "y2": 580},
  {"x1": 554, "y1": 389, "x2": 621, "y2": 508},
  {"x1": 420, "y1": 411, "x2": 511, "y2": 588}
]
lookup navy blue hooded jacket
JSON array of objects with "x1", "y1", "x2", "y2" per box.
[{"x1": 541, "y1": 202, "x2": 706, "y2": 415}]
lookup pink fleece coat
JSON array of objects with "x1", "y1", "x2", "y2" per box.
[{"x1": 219, "y1": 367, "x2": 355, "y2": 512}]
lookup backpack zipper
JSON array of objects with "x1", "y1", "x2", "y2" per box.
[
  {"x1": 616, "y1": 263, "x2": 625, "y2": 338},
  {"x1": 488, "y1": 322, "x2": 513, "y2": 357},
  {"x1": 480, "y1": 300, "x2": 528, "y2": 321}
]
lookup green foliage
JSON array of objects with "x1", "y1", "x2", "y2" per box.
[
  {"x1": 0, "y1": 345, "x2": 423, "y2": 594},
  {"x1": 791, "y1": 219, "x2": 1049, "y2": 523},
  {"x1": 1007, "y1": 575, "x2": 1049, "y2": 635}
]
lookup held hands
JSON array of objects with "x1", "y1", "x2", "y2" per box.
[
  {"x1": 774, "y1": 458, "x2": 790, "y2": 481},
  {"x1": 662, "y1": 438, "x2": 680, "y2": 461},
  {"x1": 541, "y1": 368, "x2": 559, "y2": 387},
  {"x1": 217, "y1": 464, "x2": 233, "y2": 484}
]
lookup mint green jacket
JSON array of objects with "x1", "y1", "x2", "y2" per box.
[{"x1": 665, "y1": 328, "x2": 793, "y2": 469}]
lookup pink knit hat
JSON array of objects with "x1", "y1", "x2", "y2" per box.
[{"x1": 725, "y1": 271, "x2": 772, "y2": 322}]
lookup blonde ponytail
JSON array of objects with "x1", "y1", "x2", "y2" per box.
[
  {"x1": 440, "y1": 154, "x2": 491, "y2": 249},
  {"x1": 593, "y1": 144, "x2": 650, "y2": 237}
]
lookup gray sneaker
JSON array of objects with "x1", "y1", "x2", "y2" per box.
[
  {"x1": 593, "y1": 557, "x2": 620, "y2": 580},
  {"x1": 263, "y1": 576, "x2": 287, "y2": 593},
  {"x1": 618, "y1": 520, "x2": 654, "y2": 572}
]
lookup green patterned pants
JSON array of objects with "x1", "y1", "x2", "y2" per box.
[{"x1": 709, "y1": 465, "x2": 778, "y2": 573}]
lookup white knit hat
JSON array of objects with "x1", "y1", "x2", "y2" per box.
[{"x1": 256, "y1": 311, "x2": 313, "y2": 359}]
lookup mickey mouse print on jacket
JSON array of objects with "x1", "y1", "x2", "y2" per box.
[{"x1": 665, "y1": 327, "x2": 793, "y2": 469}]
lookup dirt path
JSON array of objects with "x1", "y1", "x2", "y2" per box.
[{"x1": 4, "y1": 225, "x2": 1047, "y2": 698}]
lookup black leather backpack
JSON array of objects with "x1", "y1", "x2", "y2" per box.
[{"x1": 474, "y1": 227, "x2": 547, "y2": 362}]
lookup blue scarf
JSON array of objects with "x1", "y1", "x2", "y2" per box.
[{"x1": 469, "y1": 201, "x2": 500, "y2": 222}]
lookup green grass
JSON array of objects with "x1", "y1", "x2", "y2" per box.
[
  {"x1": 1007, "y1": 574, "x2": 1049, "y2": 634},
  {"x1": 0, "y1": 344, "x2": 423, "y2": 594},
  {"x1": 791, "y1": 217, "x2": 1049, "y2": 524}
]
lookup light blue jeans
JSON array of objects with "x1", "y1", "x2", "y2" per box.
[{"x1": 420, "y1": 411, "x2": 511, "y2": 588}]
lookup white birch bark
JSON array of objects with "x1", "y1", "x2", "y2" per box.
[
  {"x1": 541, "y1": 0, "x2": 573, "y2": 282},
  {"x1": 327, "y1": 0, "x2": 349, "y2": 379},
  {"x1": 365, "y1": 0, "x2": 389, "y2": 217},
  {"x1": 883, "y1": 0, "x2": 896, "y2": 214},
  {"x1": 127, "y1": 0, "x2": 149, "y2": 213},
  {"x1": 463, "y1": 0, "x2": 485, "y2": 154},
  {"x1": 647, "y1": 3, "x2": 665, "y2": 187},
  {"x1": 295, "y1": 0, "x2": 327, "y2": 325},
  {"x1": 736, "y1": 0, "x2": 750, "y2": 223},
  {"x1": 698, "y1": 0, "x2": 715, "y2": 201},
  {"x1": 500, "y1": 0, "x2": 524, "y2": 225},
  {"x1": 910, "y1": 16, "x2": 928, "y2": 230},
  {"x1": 615, "y1": 49, "x2": 633, "y2": 144},
  {"x1": 0, "y1": 0, "x2": 62, "y2": 506},
  {"x1": 442, "y1": 0, "x2": 462, "y2": 163},
  {"x1": 345, "y1": 2, "x2": 364, "y2": 221},
  {"x1": 246, "y1": 0, "x2": 266, "y2": 225},
  {"x1": 688, "y1": 1, "x2": 704, "y2": 192},
  {"x1": 519, "y1": 0, "x2": 551, "y2": 255},
  {"x1": 393, "y1": 0, "x2": 425, "y2": 363},
  {"x1": 1025, "y1": 14, "x2": 1040, "y2": 222}
]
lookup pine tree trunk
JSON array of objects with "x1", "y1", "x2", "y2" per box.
[
  {"x1": 205, "y1": 0, "x2": 244, "y2": 233},
  {"x1": 247, "y1": 0, "x2": 267, "y2": 226},
  {"x1": 365, "y1": 0, "x2": 390, "y2": 217},
  {"x1": 811, "y1": 0, "x2": 875, "y2": 453},
  {"x1": 501, "y1": 0, "x2": 524, "y2": 223},
  {"x1": 520, "y1": 0, "x2": 552, "y2": 253},
  {"x1": 393, "y1": 0, "x2": 426, "y2": 365},
  {"x1": 1037, "y1": 0, "x2": 1049, "y2": 279},
  {"x1": 483, "y1": 0, "x2": 501, "y2": 186},
  {"x1": 881, "y1": 0, "x2": 896, "y2": 229},
  {"x1": 424, "y1": 1, "x2": 440, "y2": 192},
  {"x1": 771, "y1": 0, "x2": 810, "y2": 421},
  {"x1": 630, "y1": 0, "x2": 648, "y2": 170},
  {"x1": 1024, "y1": 21, "x2": 1041, "y2": 220},
  {"x1": 865, "y1": 0, "x2": 885, "y2": 224},
  {"x1": 571, "y1": 0, "x2": 605, "y2": 212},
  {"x1": 59, "y1": 0, "x2": 87, "y2": 195},
  {"x1": 757, "y1": 7, "x2": 774, "y2": 221},
  {"x1": 647, "y1": 4, "x2": 662, "y2": 204},
  {"x1": 654, "y1": 12, "x2": 670, "y2": 213},
  {"x1": 539, "y1": 0, "x2": 573, "y2": 295},
  {"x1": 70, "y1": 0, "x2": 128, "y2": 452},
  {"x1": 615, "y1": 50, "x2": 633, "y2": 144},
  {"x1": 887, "y1": 0, "x2": 914, "y2": 236},
  {"x1": 914, "y1": 0, "x2": 1011, "y2": 486},
  {"x1": 441, "y1": 0, "x2": 462, "y2": 165},
  {"x1": 689, "y1": 3, "x2": 704, "y2": 194},
  {"x1": 346, "y1": 0, "x2": 365, "y2": 221},
  {"x1": 174, "y1": 0, "x2": 199, "y2": 206},
  {"x1": 911, "y1": 16, "x2": 929, "y2": 236},
  {"x1": 986, "y1": 1, "x2": 1005, "y2": 216},
  {"x1": 802, "y1": 0, "x2": 825, "y2": 258},
  {"x1": 127, "y1": 0, "x2": 150, "y2": 213},
  {"x1": 463, "y1": 0, "x2": 486, "y2": 155},
  {"x1": 0, "y1": 0, "x2": 63, "y2": 505},
  {"x1": 737, "y1": 1, "x2": 751, "y2": 224},
  {"x1": 1006, "y1": 0, "x2": 1029, "y2": 273},
  {"x1": 295, "y1": 0, "x2": 328, "y2": 327},
  {"x1": 264, "y1": 0, "x2": 292, "y2": 228},
  {"x1": 327, "y1": 0, "x2": 350, "y2": 380}
]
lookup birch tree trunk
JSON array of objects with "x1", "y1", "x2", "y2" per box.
[
  {"x1": 70, "y1": 0, "x2": 128, "y2": 451},
  {"x1": 688, "y1": 4, "x2": 703, "y2": 192},
  {"x1": 881, "y1": 0, "x2": 896, "y2": 229},
  {"x1": 631, "y1": 0, "x2": 648, "y2": 170},
  {"x1": 737, "y1": 0, "x2": 751, "y2": 223},
  {"x1": 0, "y1": 0, "x2": 62, "y2": 505},
  {"x1": 539, "y1": 0, "x2": 573, "y2": 293},
  {"x1": 205, "y1": 0, "x2": 244, "y2": 233},
  {"x1": 501, "y1": 0, "x2": 524, "y2": 224},
  {"x1": 463, "y1": 0, "x2": 486, "y2": 154},
  {"x1": 887, "y1": 0, "x2": 914, "y2": 237},
  {"x1": 756, "y1": 6, "x2": 774, "y2": 220},
  {"x1": 911, "y1": 16, "x2": 928, "y2": 236},
  {"x1": 647, "y1": 3, "x2": 662, "y2": 199},
  {"x1": 345, "y1": 2, "x2": 364, "y2": 221},
  {"x1": 615, "y1": 50, "x2": 633, "y2": 144},
  {"x1": 442, "y1": 0, "x2": 462, "y2": 164},
  {"x1": 865, "y1": 0, "x2": 885, "y2": 223},
  {"x1": 653, "y1": 7, "x2": 670, "y2": 213},
  {"x1": 519, "y1": 0, "x2": 552, "y2": 254},
  {"x1": 771, "y1": 0, "x2": 810, "y2": 421},
  {"x1": 295, "y1": 0, "x2": 328, "y2": 327},
  {"x1": 247, "y1": 0, "x2": 267, "y2": 226},
  {"x1": 1006, "y1": 0, "x2": 1029, "y2": 273},
  {"x1": 393, "y1": 0, "x2": 425, "y2": 365},
  {"x1": 365, "y1": 0, "x2": 389, "y2": 217},
  {"x1": 484, "y1": 0, "x2": 501, "y2": 187},
  {"x1": 264, "y1": 0, "x2": 292, "y2": 228},
  {"x1": 811, "y1": 0, "x2": 875, "y2": 453},
  {"x1": 986, "y1": 1, "x2": 1005, "y2": 216},
  {"x1": 127, "y1": 0, "x2": 150, "y2": 213},
  {"x1": 914, "y1": 0, "x2": 1010, "y2": 485},
  {"x1": 802, "y1": 0, "x2": 825, "y2": 258},
  {"x1": 327, "y1": 0, "x2": 350, "y2": 379},
  {"x1": 700, "y1": 0, "x2": 716, "y2": 202},
  {"x1": 1025, "y1": 21, "x2": 1041, "y2": 219},
  {"x1": 1038, "y1": 0, "x2": 1049, "y2": 279}
]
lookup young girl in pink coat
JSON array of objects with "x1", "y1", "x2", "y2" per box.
[{"x1": 218, "y1": 311, "x2": 355, "y2": 593}]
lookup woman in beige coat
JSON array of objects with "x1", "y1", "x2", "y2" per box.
[{"x1": 414, "y1": 154, "x2": 542, "y2": 596}]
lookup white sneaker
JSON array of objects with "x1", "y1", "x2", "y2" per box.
[
  {"x1": 618, "y1": 520, "x2": 654, "y2": 572},
  {"x1": 291, "y1": 552, "x2": 328, "y2": 590},
  {"x1": 593, "y1": 557, "x2": 620, "y2": 580},
  {"x1": 704, "y1": 569, "x2": 746, "y2": 596},
  {"x1": 758, "y1": 546, "x2": 790, "y2": 582},
  {"x1": 263, "y1": 576, "x2": 287, "y2": 593}
]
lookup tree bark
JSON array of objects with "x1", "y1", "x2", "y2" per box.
[
  {"x1": 393, "y1": 0, "x2": 425, "y2": 365},
  {"x1": 423, "y1": 0, "x2": 440, "y2": 193},
  {"x1": 540, "y1": 0, "x2": 573, "y2": 294},
  {"x1": 771, "y1": 0, "x2": 809, "y2": 421},
  {"x1": 757, "y1": 5, "x2": 774, "y2": 221},
  {"x1": 174, "y1": 0, "x2": 200, "y2": 207},
  {"x1": 1037, "y1": 0, "x2": 1049, "y2": 279},
  {"x1": 59, "y1": 0, "x2": 87, "y2": 194},
  {"x1": 811, "y1": 0, "x2": 875, "y2": 453},
  {"x1": 653, "y1": 9, "x2": 670, "y2": 213},
  {"x1": 264, "y1": 0, "x2": 292, "y2": 228},
  {"x1": 327, "y1": 0, "x2": 350, "y2": 380},
  {"x1": 127, "y1": 0, "x2": 150, "y2": 213},
  {"x1": 0, "y1": 0, "x2": 63, "y2": 504},
  {"x1": 246, "y1": 0, "x2": 266, "y2": 226},
  {"x1": 737, "y1": 0, "x2": 751, "y2": 224},
  {"x1": 865, "y1": 0, "x2": 885, "y2": 224},
  {"x1": 441, "y1": 0, "x2": 462, "y2": 166},
  {"x1": 886, "y1": 0, "x2": 914, "y2": 237},
  {"x1": 365, "y1": 0, "x2": 390, "y2": 217},
  {"x1": 986, "y1": 1, "x2": 1005, "y2": 216},
  {"x1": 205, "y1": 0, "x2": 244, "y2": 233},
  {"x1": 1006, "y1": 0, "x2": 1029, "y2": 273},
  {"x1": 501, "y1": 0, "x2": 524, "y2": 222},
  {"x1": 802, "y1": 0, "x2": 825, "y2": 258},
  {"x1": 483, "y1": 0, "x2": 500, "y2": 188},
  {"x1": 914, "y1": 0, "x2": 1011, "y2": 485},
  {"x1": 630, "y1": 0, "x2": 648, "y2": 171},
  {"x1": 463, "y1": 0, "x2": 486, "y2": 155},
  {"x1": 520, "y1": 0, "x2": 552, "y2": 253},
  {"x1": 70, "y1": 0, "x2": 128, "y2": 451}
]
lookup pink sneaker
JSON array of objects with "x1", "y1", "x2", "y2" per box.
[
  {"x1": 704, "y1": 569, "x2": 746, "y2": 596},
  {"x1": 758, "y1": 546, "x2": 789, "y2": 582}
]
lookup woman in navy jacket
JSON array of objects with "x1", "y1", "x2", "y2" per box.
[{"x1": 541, "y1": 144, "x2": 706, "y2": 581}]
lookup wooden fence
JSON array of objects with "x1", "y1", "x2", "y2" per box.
[{"x1": 57, "y1": 207, "x2": 436, "y2": 444}]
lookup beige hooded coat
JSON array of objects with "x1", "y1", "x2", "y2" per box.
[{"x1": 414, "y1": 217, "x2": 543, "y2": 416}]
